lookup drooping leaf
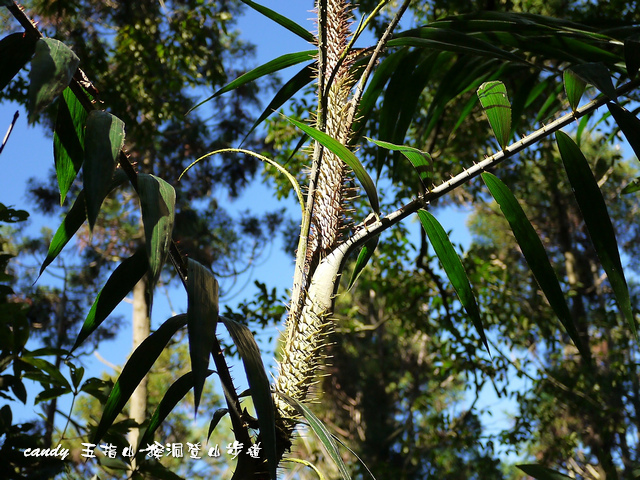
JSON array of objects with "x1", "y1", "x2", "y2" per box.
[
  {"x1": 28, "y1": 38, "x2": 79, "y2": 122},
  {"x1": 39, "y1": 171, "x2": 127, "y2": 277},
  {"x1": 568, "y1": 63, "x2": 617, "y2": 101},
  {"x1": 622, "y1": 177, "x2": 640, "y2": 194},
  {"x1": 348, "y1": 234, "x2": 379, "y2": 290},
  {"x1": 286, "y1": 116, "x2": 380, "y2": 213},
  {"x1": 34, "y1": 386, "x2": 72, "y2": 405},
  {"x1": 608, "y1": 102, "x2": 640, "y2": 162},
  {"x1": 563, "y1": 69, "x2": 587, "y2": 111},
  {"x1": 138, "y1": 174, "x2": 176, "y2": 300},
  {"x1": 219, "y1": 316, "x2": 277, "y2": 480},
  {"x1": 624, "y1": 36, "x2": 640, "y2": 78},
  {"x1": 187, "y1": 259, "x2": 219, "y2": 413},
  {"x1": 276, "y1": 392, "x2": 351, "y2": 480},
  {"x1": 239, "y1": 0, "x2": 315, "y2": 43},
  {"x1": 477, "y1": 80, "x2": 511, "y2": 149},
  {"x1": 482, "y1": 173, "x2": 589, "y2": 359},
  {"x1": 72, "y1": 250, "x2": 148, "y2": 352},
  {"x1": 0, "y1": 32, "x2": 37, "y2": 91},
  {"x1": 54, "y1": 87, "x2": 87, "y2": 203},
  {"x1": 367, "y1": 137, "x2": 432, "y2": 188},
  {"x1": 556, "y1": 131, "x2": 635, "y2": 338},
  {"x1": 517, "y1": 464, "x2": 573, "y2": 480},
  {"x1": 188, "y1": 51, "x2": 315, "y2": 113},
  {"x1": 93, "y1": 314, "x2": 188, "y2": 445},
  {"x1": 19, "y1": 355, "x2": 71, "y2": 390},
  {"x1": 206, "y1": 408, "x2": 229, "y2": 442},
  {"x1": 83, "y1": 110, "x2": 125, "y2": 229},
  {"x1": 417, "y1": 210, "x2": 489, "y2": 353}
]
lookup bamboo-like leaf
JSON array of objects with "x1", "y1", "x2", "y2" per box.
[
  {"x1": 348, "y1": 235, "x2": 379, "y2": 291},
  {"x1": 568, "y1": 63, "x2": 617, "y2": 101},
  {"x1": 187, "y1": 259, "x2": 219, "y2": 413},
  {"x1": 72, "y1": 250, "x2": 148, "y2": 352},
  {"x1": 54, "y1": 87, "x2": 87, "y2": 203},
  {"x1": 244, "y1": 63, "x2": 315, "y2": 142},
  {"x1": 93, "y1": 314, "x2": 188, "y2": 445},
  {"x1": 286, "y1": 116, "x2": 380, "y2": 213},
  {"x1": 28, "y1": 38, "x2": 79, "y2": 122},
  {"x1": 83, "y1": 110, "x2": 125, "y2": 229},
  {"x1": 39, "y1": 171, "x2": 127, "y2": 277},
  {"x1": 625, "y1": 36, "x2": 640, "y2": 78},
  {"x1": 622, "y1": 177, "x2": 640, "y2": 194},
  {"x1": 138, "y1": 461, "x2": 186, "y2": 480},
  {"x1": 608, "y1": 103, "x2": 640, "y2": 162},
  {"x1": 188, "y1": 51, "x2": 315, "y2": 114},
  {"x1": 517, "y1": 464, "x2": 573, "y2": 480},
  {"x1": 239, "y1": 0, "x2": 315, "y2": 42},
  {"x1": 19, "y1": 355, "x2": 71, "y2": 390},
  {"x1": 563, "y1": 69, "x2": 587, "y2": 111},
  {"x1": 477, "y1": 80, "x2": 511, "y2": 149},
  {"x1": 367, "y1": 137, "x2": 432, "y2": 187},
  {"x1": 219, "y1": 316, "x2": 277, "y2": 480},
  {"x1": 138, "y1": 174, "x2": 176, "y2": 300},
  {"x1": 206, "y1": 408, "x2": 229, "y2": 442},
  {"x1": 0, "y1": 32, "x2": 37, "y2": 91},
  {"x1": 276, "y1": 392, "x2": 351, "y2": 480},
  {"x1": 417, "y1": 210, "x2": 489, "y2": 353},
  {"x1": 482, "y1": 173, "x2": 589, "y2": 359},
  {"x1": 556, "y1": 131, "x2": 635, "y2": 337}
]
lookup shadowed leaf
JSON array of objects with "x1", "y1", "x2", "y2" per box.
[
  {"x1": 207, "y1": 408, "x2": 229, "y2": 442},
  {"x1": 625, "y1": 36, "x2": 640, "y2": 78},
  {"x1": 240, "y1": 0, "x2": 314, "y2": 42},
  {"x1": 563, "y1": 69, "x2": 587, "y2": 111},
  {"x1": 187, "y1": 259, "x2": 219, "y2": 413},
  {"x1": 556, "y1": 131, "x2": 635, "y2": 338},
  {"x1": 83, "y1": 110, "x2": 125, "y2": 229},
  {"x1": 417, "y1": 210, "x2": 489, "y2": 354},
  {"x1": 28, "y1": 38, "x2": 79, "y2": 122},
  {"x1": 517, "y1": 464, "x2": 572, "y2": 480},
  {"x1": 569, "y1": 63, "x2": 617, "y2": 101},
  {"x1": 93, "y1": 314, "x2": 188, "y2": 445},
  {"x1": 220, "y1": 316, "x2": 277, "y2": 480},
  {"x1": 72, "y1": 250, "x2": 148, "y2": 352},
  {"x1": 608, "y1": 102, "x2": 640, "y2": 162},
  {"x1": 348, "y1": 234, "x2": 379, "y2": 290},
  {"x1": 0, "y1": 32, "x2": 37, "y2": 91},
  {"x1": 482, "y1": 172, "x2": 589, "y2": 360},
  {"x1": 477, "y1": 80, "x2": 511, "y2": 149}
]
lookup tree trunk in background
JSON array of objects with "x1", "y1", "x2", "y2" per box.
[{"x1": 128, "y1": 276, "x2": 149, "y2": 464}]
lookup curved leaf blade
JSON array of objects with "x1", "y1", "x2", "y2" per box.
[
  {"x1": 608, "y1": 102, "x2": 640, "y2": 162},
  {"x1": 206, "y1": 408, "x2": 229, "y2": 443},
  {"x1": 138, "y1": 174, "x2": 176, "y2": 300},
  {"x1": 477, "y1": 80, "x2": 511, "y2": 149},
  {"x1": 72, "y1": 250, "x2": 148, "y2": 352},
  {"x1": 188, "y1": 51, "x2": 315, "y2": 114},
  {"x1": 563, "y1": 69, "x2": 587, "y2": 111},
  {"x1": 93, "y1": 314, "x2": 188, "y2": 445},
  {"x1": 517, "y1": 464, "x2": 573, "y2": 480},
  {"x1": 482, "y1": 172, "x2": 588, "y2": 359},
  {"x1": 348, "y1": 234, "x2": 379, "y2": 290},
  {"x1": 0, "y1": 32, "x2": 37, "y2": 91},
  {"x1": 367, "y1": 137, "x2": 432, "y2": 187},
  {"x1": 568, "y1": 62, "x2": 617, "y2": 101},
  {"x1": 417, "y1": 209, "x2": 488, "y2": 353},
  {"x1": 622, "y1": 177, "x2": 640, "y2": 194},
  {"x1": 28, "y1": 38, "x2": 79, "y2": 122},
  {"x1": 220, "y1": 316, "x2": 277, "y2": 480},
  {"x1": 83, "y1": 110, "x2": 125, "y2": 230},
  {"x1": 556, "y1": 131, "x2": 635, "y2": 338},
  {"x1": 239, "y1": 0, "x2": 315, "y2": 43},
  {"x1": 286, "y1": 116, "x2": 380, "y2": 214},
  {"x1": 187, "y1": 259, "x2": 219, "y2": 413}
]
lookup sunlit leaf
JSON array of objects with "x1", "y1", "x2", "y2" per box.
[
  {"x1": 608, "y1": 102, "x2": 640, "y2": 162},
  {"x1": 367, "y1": 137, "x2": 432, "y2": 187},
  {"x1": 54, "y1": 87, "x2": 87, "y2": 203},
  {"x1": 0, "y1": 32, "x2": 37, "y2": 91},
  {"x1": 563, "y1": 69, "x2": 587, "y2": 111},
  {"x1": 482, "y1": 172, "x2": 589, "y2": 359},
  {"x1": 72, "y1": 250, "x2": 148, "y2": 352},
  {"x1": 568, "y1": 63, "x2": 617, "y2": 101},
  {"x1": 622, "y1": 177, "x2": 640, "y2": 194},
  {"x1": 276, "y1": 392, "x2": 351, "y2": 480},
  {"x1": 93, "y1": 314, "x2": 188, "y2": 445},
  {"x1": 188, "y1": 51, "x2": 315, "y2": 114},
  {"x1": 239, "y1": 0, "x2": 315, "y2": 42},
  {"x1": 517, "y1": 464, "x2": 573, "y2": 480},
  {"x1": 28, "y1": 38, "x2": 79, "y2": 122},
  {"x1": 138, "y1": 174, "x2": 176, "y2": 301},
  {"x1": 477, "y1": 80, "x2": 511, "y2": 149},
  {"x1": 348, "y1": 234, "x2": 379, "y2": 290},
  {"x1": 556, "y1": 131, "x2": 635, "y2": 338},
  {"x1": 83, "y1": 110, "x2": 125, "y2": 229},
  {"x1": 187, "y1": 259, "x2": 219, "y2": 413},
  {"x1": 220, "y1": 316, "x2": 277, "y2": 480},
  {"x1": 286, "y1": 116, "x2": 380, "y2": 213},
  {"x1": 417, "y1": 210, "x2": 489, "y2": 353}
]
